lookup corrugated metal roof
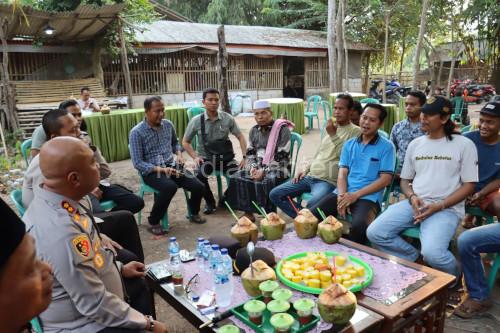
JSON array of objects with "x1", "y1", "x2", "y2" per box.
[
  {"x1": 0, "y1": 3, "x2": 124, "y2": 42},
  {"x1": 135, "y1": 21, "x2": 373, "y2": 51}
]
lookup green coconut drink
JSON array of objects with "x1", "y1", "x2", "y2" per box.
[
  {"x1": 241, "y1": 260, "x2": 277, "y2": 296},
  {"x1": 317, "y1": 216, "x2": 344, "y2": 244},
  {"x1": 231, "y1": 216, "x2": 258, "y2": 247},
  {"x1": 294, "y1": 209, "x2": 318, "y2": 239},
  {"x1": 260, "y1": 212, "x2": 286, "y2": 240},
  {"x1": 317, "y1": 283, "x2": 357, "y2": 325}
]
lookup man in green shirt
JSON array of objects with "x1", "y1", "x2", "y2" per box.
[
  {"x1": 182, "y1": 88, "x2": 247, "y2": 214},
  {"x1": 270, "y1": 94, "x2": 361, "y2": 217}
]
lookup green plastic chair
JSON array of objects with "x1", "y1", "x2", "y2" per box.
[
  {"x1": 136, "y1": 173, "x2": 193, "y2": 232},
  {"x1": 460, "y1": 124, "x2": 472, "y2": 134},
  {"x1": 100, "y1": 200, "x2": 117, "y2": 211},
  {"x1": 360, "y1": 98, "x2": 380, "y2": 104},
  {"x1": 378, "y1": 129, "x2": 389, "y2": 139},
  {"x1": 290, "y1": 132, "x2": 302, "y2": 179},
  {"x1": 10, "y1": 189, "x2": 26, "y2": 216},
  {"x1": 21, "y1": 139, "x2": 32, "y2": 166},
  {"x1": 304, "y1": 95, "x2": 322, "y2": 130},
  {"x1": 450, "y1": 96, "x2": 467, "y2": 124},
  {"x1": 187, "y1": 107, "x2": 206, "y2": 120},
  {"x1": 30, "y1": 317, "x2": 43, "y2": 333},
  {"x1": 319, "y1": 100, "x2": 332, "y2": 138}
]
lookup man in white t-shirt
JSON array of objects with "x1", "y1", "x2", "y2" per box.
[
  {"x1": 367, "y1": 96, "x2": 478, "y2": 279},
  {"x1": 78, "y1": 86, "x2": 100, "y2": 113}
]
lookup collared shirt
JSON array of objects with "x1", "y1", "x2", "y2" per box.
[
  {"x1": 390, "y1": 119, "x2": 425, "y2": 173},
  {"x1": 338, "y1": 134, "x2": 395, "y2": 203},
  {"x1": 183, "y1": 111, "x2": 241, "y2": 158},
  {"x1": 129, "y1": 118, "x2": 181, "y2": 175},
  {"x1": 305, "y1": 123, "x2": 361, "y2": 185},
  {"x1": 23, "y1": 186, "x2": 146, "y2": 332}
]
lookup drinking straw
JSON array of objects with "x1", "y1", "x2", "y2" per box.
[
  {"x1": 252, "y1": 201, "x2": 267, "y2": 218},
  {"x1": 287, "y1": 196, "x2": 300, "y2": 215},
  {"x1": 316, "y1": 208, "x2": 327, "y2": 220},
  {"x1": 224, "y1": 201, "x2": 240, "y2": 222}
]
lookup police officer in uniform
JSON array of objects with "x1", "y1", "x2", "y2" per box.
[{"x1": 24, "y1": 137, "x2": 168, "y2": 333}]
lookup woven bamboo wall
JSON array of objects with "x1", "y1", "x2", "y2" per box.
[
  {"x1": 103, "y1": 51, "x2": 284, "y2": 95},
  {"x1": 305, "y1": 57, "x2": 329, "y2": 89}
]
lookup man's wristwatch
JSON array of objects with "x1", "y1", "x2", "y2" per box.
[{"x1": 145, "y1": 315, "x2": 155, "y2": 332}]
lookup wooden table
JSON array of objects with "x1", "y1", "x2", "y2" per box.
[
  {"x1": 146, "y1": 263, "x2": 384, "y2": 333},
  {"x1": 338, "y1": 238, "x2": 455, "y2": 332}
]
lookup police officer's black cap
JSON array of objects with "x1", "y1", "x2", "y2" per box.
[
  {"x1": 421, "y1": 95, "x2": 453, "y2": 115},
  {"x1": 208, "y1": 236, "x2": 241, "y2": 259},
  {"x1": 233, "y1": 247, "x2": 276, "y2": 275},
  {"x1": 480, "y1": 102, "x2": 500, "y2": 117},
  {"x1": 0, "y1": 198, "x2": 26, "y2": 269}
]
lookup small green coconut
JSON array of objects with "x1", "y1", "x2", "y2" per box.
[
  {"x1": 231, "y1": 216, "x2": 258, "y2": 247},
  {"x1": 241, "y1": 260, "x2": 277, "y2": 296},
  {"x1": 317, "y1": 283, "x2": 357, "y2": 325},
  {"x1": 294, "y1": 209, "x2": 318, "y2": 239},
  {"x1": 261, "y1": 212, "x2": 286, "y2": 240},
  {"x1": 317, "y1": 215, "x2": 343, "y2": 244}
]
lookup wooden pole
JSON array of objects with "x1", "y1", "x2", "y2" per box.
[
  {"x1": 118, "y1": 20, "x2": 133, "y2": 109},
  {"x1": 341, "y1": 0, "x2": 349, "y2": 91},
  {"x1": 217, "y1": 25, "x2": 231, "y2": 113},
  {"x1": 327, "y1": 0, "x2": 337, "y2": 92},
  {"x1": 0, "y1": 17, "x2": 18, "y2": 131}
]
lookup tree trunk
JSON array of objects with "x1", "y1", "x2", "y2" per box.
[
  {"x1": 446, "y1": 22, "x2": 457, "y2": 99},
  {"x1": 437, "y1": 59, "x2": 443, "y2": 88},
  {"x1": 92, "y1": 35, "x2": 105, "y2": 91},
  {"x1": 399, "y1": 32, "x2": 406, "y2": 82},
  {"x1": 327, "y1": 0, "x2": 337, "y2": 92},
  {"x1": 335, "y1": 1, "x2": 343, "y2": 91},
  {"x1": 341, "y1": 0, "x2": 349, "y2": 91},
  {"x1": 0, "y1": 17, "x2": 18, "y2": 131},
  {"x1": 217, "y1": 25, "x2": 231, "y2": 113},
  {"x1": 118, "y1": 21, "x2": 133, "y2": 109},
  {"x1": 411, "y1": 0, "x2": 430, "y2": 89},
  {"x1": 363, "y1": 52, "x2": 371, "y2": 94},
  {"x1": 382, "y1": 10, "x2": 390, "y2": 103}
]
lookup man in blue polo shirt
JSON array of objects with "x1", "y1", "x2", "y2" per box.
[{"x1": 309, "y1": 103, "x2": 395, "y2": 244}]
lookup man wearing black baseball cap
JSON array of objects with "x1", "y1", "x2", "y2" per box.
[
  {"x1": 455, "y1": 101, "x2": 499, "y2": 318},
  {"x1": 368, "y1": 96, "x2": 478, "y2": 282},
  {"x1": 0, "y1": 198, "x2": 53, "y2": 332}
]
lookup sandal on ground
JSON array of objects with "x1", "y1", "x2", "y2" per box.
[
  {"x1": 148, "y1": 225, "x2": 167, "y2": 236},
  {"x1": 454, "y1": 297, "x2": 492, "y2": 319}
]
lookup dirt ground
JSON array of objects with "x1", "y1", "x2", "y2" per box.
[{"x1": 4, "y1": 102, "x2": 499, "y2": 332}]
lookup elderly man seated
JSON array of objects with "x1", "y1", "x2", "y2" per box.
[
  {"x1": 23, "y1": 137, "x2": 168, "y2": 333},
  {"x1": 226, "y1": 100, "x2": 292, "y2": 221}
]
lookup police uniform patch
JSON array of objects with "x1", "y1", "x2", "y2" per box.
[
  {"x1": 72, "y1": 235, "x2": 91, "y2": 258},
  {"x1": 94, "y1": 239, "x2": 101, "y2": 252},
  {"x1": 93, "y1": 252, "x2": 105, "y2": 268}
]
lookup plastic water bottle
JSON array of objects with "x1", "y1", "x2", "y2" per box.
[
  {"x1": 215, "y1": 263, "x2": 232, "y2": 307},
  {"x1": 208, "y1": 244, "x2": 221, "y2": 273},
  {"x1": 196, "y1": 237, "x2": 205, "y2": 269},
  {"x1": 202, "y1": 240, "x2": 211, "y2": 272},
  {"x1": 168, "y1": 237, "x2": 183, "y2": 286},
  {"x1": 221, "y1": 248, "x2": 234, "y2": 295}
]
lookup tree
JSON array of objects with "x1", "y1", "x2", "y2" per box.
[
  {"x1": 327, "y1": 0, "x2": 337, "y2": 92},
  {"x1": 411, "y1": 0, "x2": 430, "y2": 89},
  {"x1": 201, "y1": 0, "x2": 267, "y2": 25}
]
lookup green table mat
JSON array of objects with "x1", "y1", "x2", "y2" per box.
[
  {"x1": 329, "y1": 92, "x2": 367, "y2": 106},
  {"x1": 270, "y1": 101, "x2": 305, "y2": 134},
  {"x1": 84, "y1": 106, "x2": 188, "y2": 162}
]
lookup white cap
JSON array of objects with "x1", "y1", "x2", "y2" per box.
[{"x1": 253, "y1": 100, "x2": 271, "y2": 110}]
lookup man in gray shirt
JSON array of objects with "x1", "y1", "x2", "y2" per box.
[
  {"x1": 182, "y1": 88, "x2": 247, "y2": 214},
  {"x1": 24, "y1": 137, "x2": 168, "y2": 333}
]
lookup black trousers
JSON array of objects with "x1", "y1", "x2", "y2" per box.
[
  {"x1": 309, "y1": 193, "x2": 379, "y2": 245},
  {"x1": 90, "y1": 184, "x2": 145, "y2": 215},
  {"x1": 142, "y1": 170, "x2": 204, "y2": 223},
  {"x1": 115, "y1": 248, "x2": 152, "y2": 316},
  {"x1": 195, "y1": 159, "x2": 239, "y2": 207},
  {"x1": 96, "y1": 211, "x2": 145, "y2": 263}
]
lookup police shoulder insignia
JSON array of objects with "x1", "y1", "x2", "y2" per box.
[
  {"x1": 93, "y1": 252, "x2": 105, "y2": 268},
  {"x1": 72, "y1": 234, "x2": 91, "y2": 258}
]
